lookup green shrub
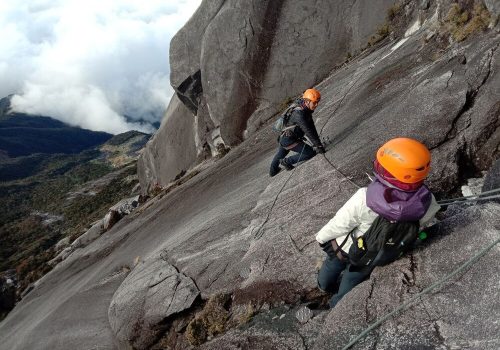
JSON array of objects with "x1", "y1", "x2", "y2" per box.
[
  {"x1": 185, "y1": 294, "x2": 230, "y2": 345},
  {"x1": 387, "y1": 3, "x2": 402, "y2": 21},
  {"x1": 445, "y1": 2, "x2": 491, "y2": 42}
]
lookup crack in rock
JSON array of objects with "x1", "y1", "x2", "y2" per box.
[
  {"x1": 431, "y1": 44, "x2": 498, "y2": 151},
  {"x1": 433, "y1": 321, "x2": 449, "y2": 348},
  {"x1": 365, "y1": 278, "x2": 376, "y2": 323}
]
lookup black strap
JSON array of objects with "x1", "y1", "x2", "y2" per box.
[{"x1": 333, "y1": 233, "x2": 350, "y2": 255}]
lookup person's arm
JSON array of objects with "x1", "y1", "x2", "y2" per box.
[
  {"x1": 316, "y1": 188, "x2": 366, "y2": 244},
  {"x1": 293, "y1": 110, "x2": 323, "y2": 148}
]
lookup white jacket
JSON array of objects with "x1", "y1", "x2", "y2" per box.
[{"x1": 315, "y1": 187, "x2": 441, "y2": 253}]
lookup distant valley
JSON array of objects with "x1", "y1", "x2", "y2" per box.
[{"x1": 0, "y1": 95, "x2": 152, "y2": 318}]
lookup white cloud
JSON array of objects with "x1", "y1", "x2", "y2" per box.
[{"x1": 0, "y1": 0, "x2": 202, "y2": 134}]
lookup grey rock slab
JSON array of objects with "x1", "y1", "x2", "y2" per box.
[
  {"x1": 227, "y1": 156, "x2": 358, "y2": 295},
  {"x1": 315, "y1": 30, "x2": 500, "y2": 195},
  {"x1": 311, "y1": 203, "x2": 500, "y2": 350},
  {"x1": 110, "y1": 195, "x2": 139, "y2": 216},
  {"x1": 1, "y1": 270, "x2": 128, "y2": 350},
  {"x1": 103, "y1": 210, "x2": 121, "y2": 231},
  {"x1": 108, "y1": 256, "x2": 199, "y2": 349},
  {"x1": 245, "y1": 0, "x2": 396, "y2": 136},
  {"x1": 483, "y1": 158, "x2": 500, "y2": 196},
  {"x1": 137, "y1": 94, "x2": 198, "y2": 190},
  {"x1": 54, "y1": 236, "x2": 71, "y2": 251},
  {"x1": 485, "y1": 0, "x2": 500, "y2": 17},
  {"x1": 296, "y1": 305, "x2": 314, "y2": 324},
  {"x1": 72, "y1": 219, "x2": 105, "y2": 249}
]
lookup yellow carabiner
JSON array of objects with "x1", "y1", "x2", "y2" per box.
[{"x1": 358, "y1": 237, "x2": 365, "y2": 250}]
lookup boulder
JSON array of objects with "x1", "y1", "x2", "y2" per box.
[
  {"x1": 72, "y1": 220, "x2": 105, "y2": 248},
  {"x1": 108, "y1": 256, "x2": 199, "y2": 349},
  {"x1": 48, "y1": 246, "x2": 73, "y2": 267},
  {"x1": 110, "y1": 195, "x2": 140, "y2": 216},
  {"x1": 54, "y1": 237, "x2": 70, "y2": 252},
  {"x1": 103, "y1": 210, "x2": 121, "y2": 231},
  {"x1": 0, "y1": 273, "x2": 16, "y2": 318}
]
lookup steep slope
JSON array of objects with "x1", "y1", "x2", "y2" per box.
[{"x1": 1, "y1": 1, "x2": 499, "y2": 349}]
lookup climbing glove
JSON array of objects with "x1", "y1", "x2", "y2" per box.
[
  {"x1": 315, "y1": 145, "x2": 326, "y2": 154},
  {"x1": 319, "y1": 241, "x2": 336, "y2": 259}
]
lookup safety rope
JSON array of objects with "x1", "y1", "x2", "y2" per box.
[
  {"x1": 439, "y1": 194, "x2": 500, "y2": 207},
  {"x1": 341, "y1": 234, "x2": 500, "y2": 350},
  {"x1": 254, "y1": 142, "x2": 307, "y2": 239},
  {"x1": 321, "y1": 153, "x2": 361, "y2": 189},
  {"x1": 437, "y1": 187, "x2": 500, "y2": 204},
  {"x1": 316, "y1": 52, "x2": 380, "y2": 189}
]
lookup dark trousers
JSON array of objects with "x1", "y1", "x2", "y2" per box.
[
  {"x1": 317, "y1": 256, "x2": 373, "y2": 308},
  {"x1": 269, "y1": 141, "x2": 316, "y2": 176}
]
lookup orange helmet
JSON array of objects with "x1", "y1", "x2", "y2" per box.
[
  {"x1": 376, "y1": 138, "x2": 431, "y2": 184},
  {"x1": 303, "y1": 88, "x2": 321, "y2": 102}
]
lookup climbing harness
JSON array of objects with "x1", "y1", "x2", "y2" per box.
[{"x1": 342, "y1": 234, "x2": 500, "y2": 350}]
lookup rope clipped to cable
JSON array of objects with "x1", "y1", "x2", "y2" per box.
[{"x1": 341, "y1": 234, "x2": 500, "y2": 350}]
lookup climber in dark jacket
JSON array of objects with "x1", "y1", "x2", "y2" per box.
[{"x1": 269, "y1": 88, "x2": 326, "y2": 177}]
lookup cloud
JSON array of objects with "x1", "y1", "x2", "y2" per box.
[{"x1": 0, "y1": 0, "x2": 201, "y2": 134}]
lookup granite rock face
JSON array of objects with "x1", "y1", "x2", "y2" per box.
[
  {"x1": 138, "y1": 94, "x2": 198, "y2": 190},
  {"x1": 1, "y1": 1, "x2": 500, "y2": 349},
  {"x1": 484, "y1": 0, "x2": 500, "y2": 17},
  {"x1": 171, "y1": 0, "x2": 396, "y2": 146},
  {"x1": 139, "y1": 0, "x2": 396, "y2": 189},
  {"x1": 108, "y1": 256, "x2": 199, "y2": 349},
  {"x1": 310, "y1": 203, "x2": 500, "y2": 350}
]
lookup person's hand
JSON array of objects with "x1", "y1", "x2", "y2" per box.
[
  {"x1": 319, "y1": 241, "x2": 336, "y2": 259},
  {"x1": 315, "y1": 145, "x2": 326, "y2": 154}
]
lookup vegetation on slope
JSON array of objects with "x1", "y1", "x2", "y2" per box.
[{"x1": 0, "y1": 151, "x2": 139, "y2": 294}]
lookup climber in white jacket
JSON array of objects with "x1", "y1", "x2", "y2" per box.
[{"x1": 315, "y1": 138, "x2": 441, "y2": 308}]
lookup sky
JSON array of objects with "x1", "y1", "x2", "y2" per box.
[{"x1": 0, "y1": 0, "x2": 202, "y2": 134}]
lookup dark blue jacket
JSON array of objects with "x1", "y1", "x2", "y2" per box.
[{"x1": 280, "y1": 103, "x2": 323, "y2": 148}]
